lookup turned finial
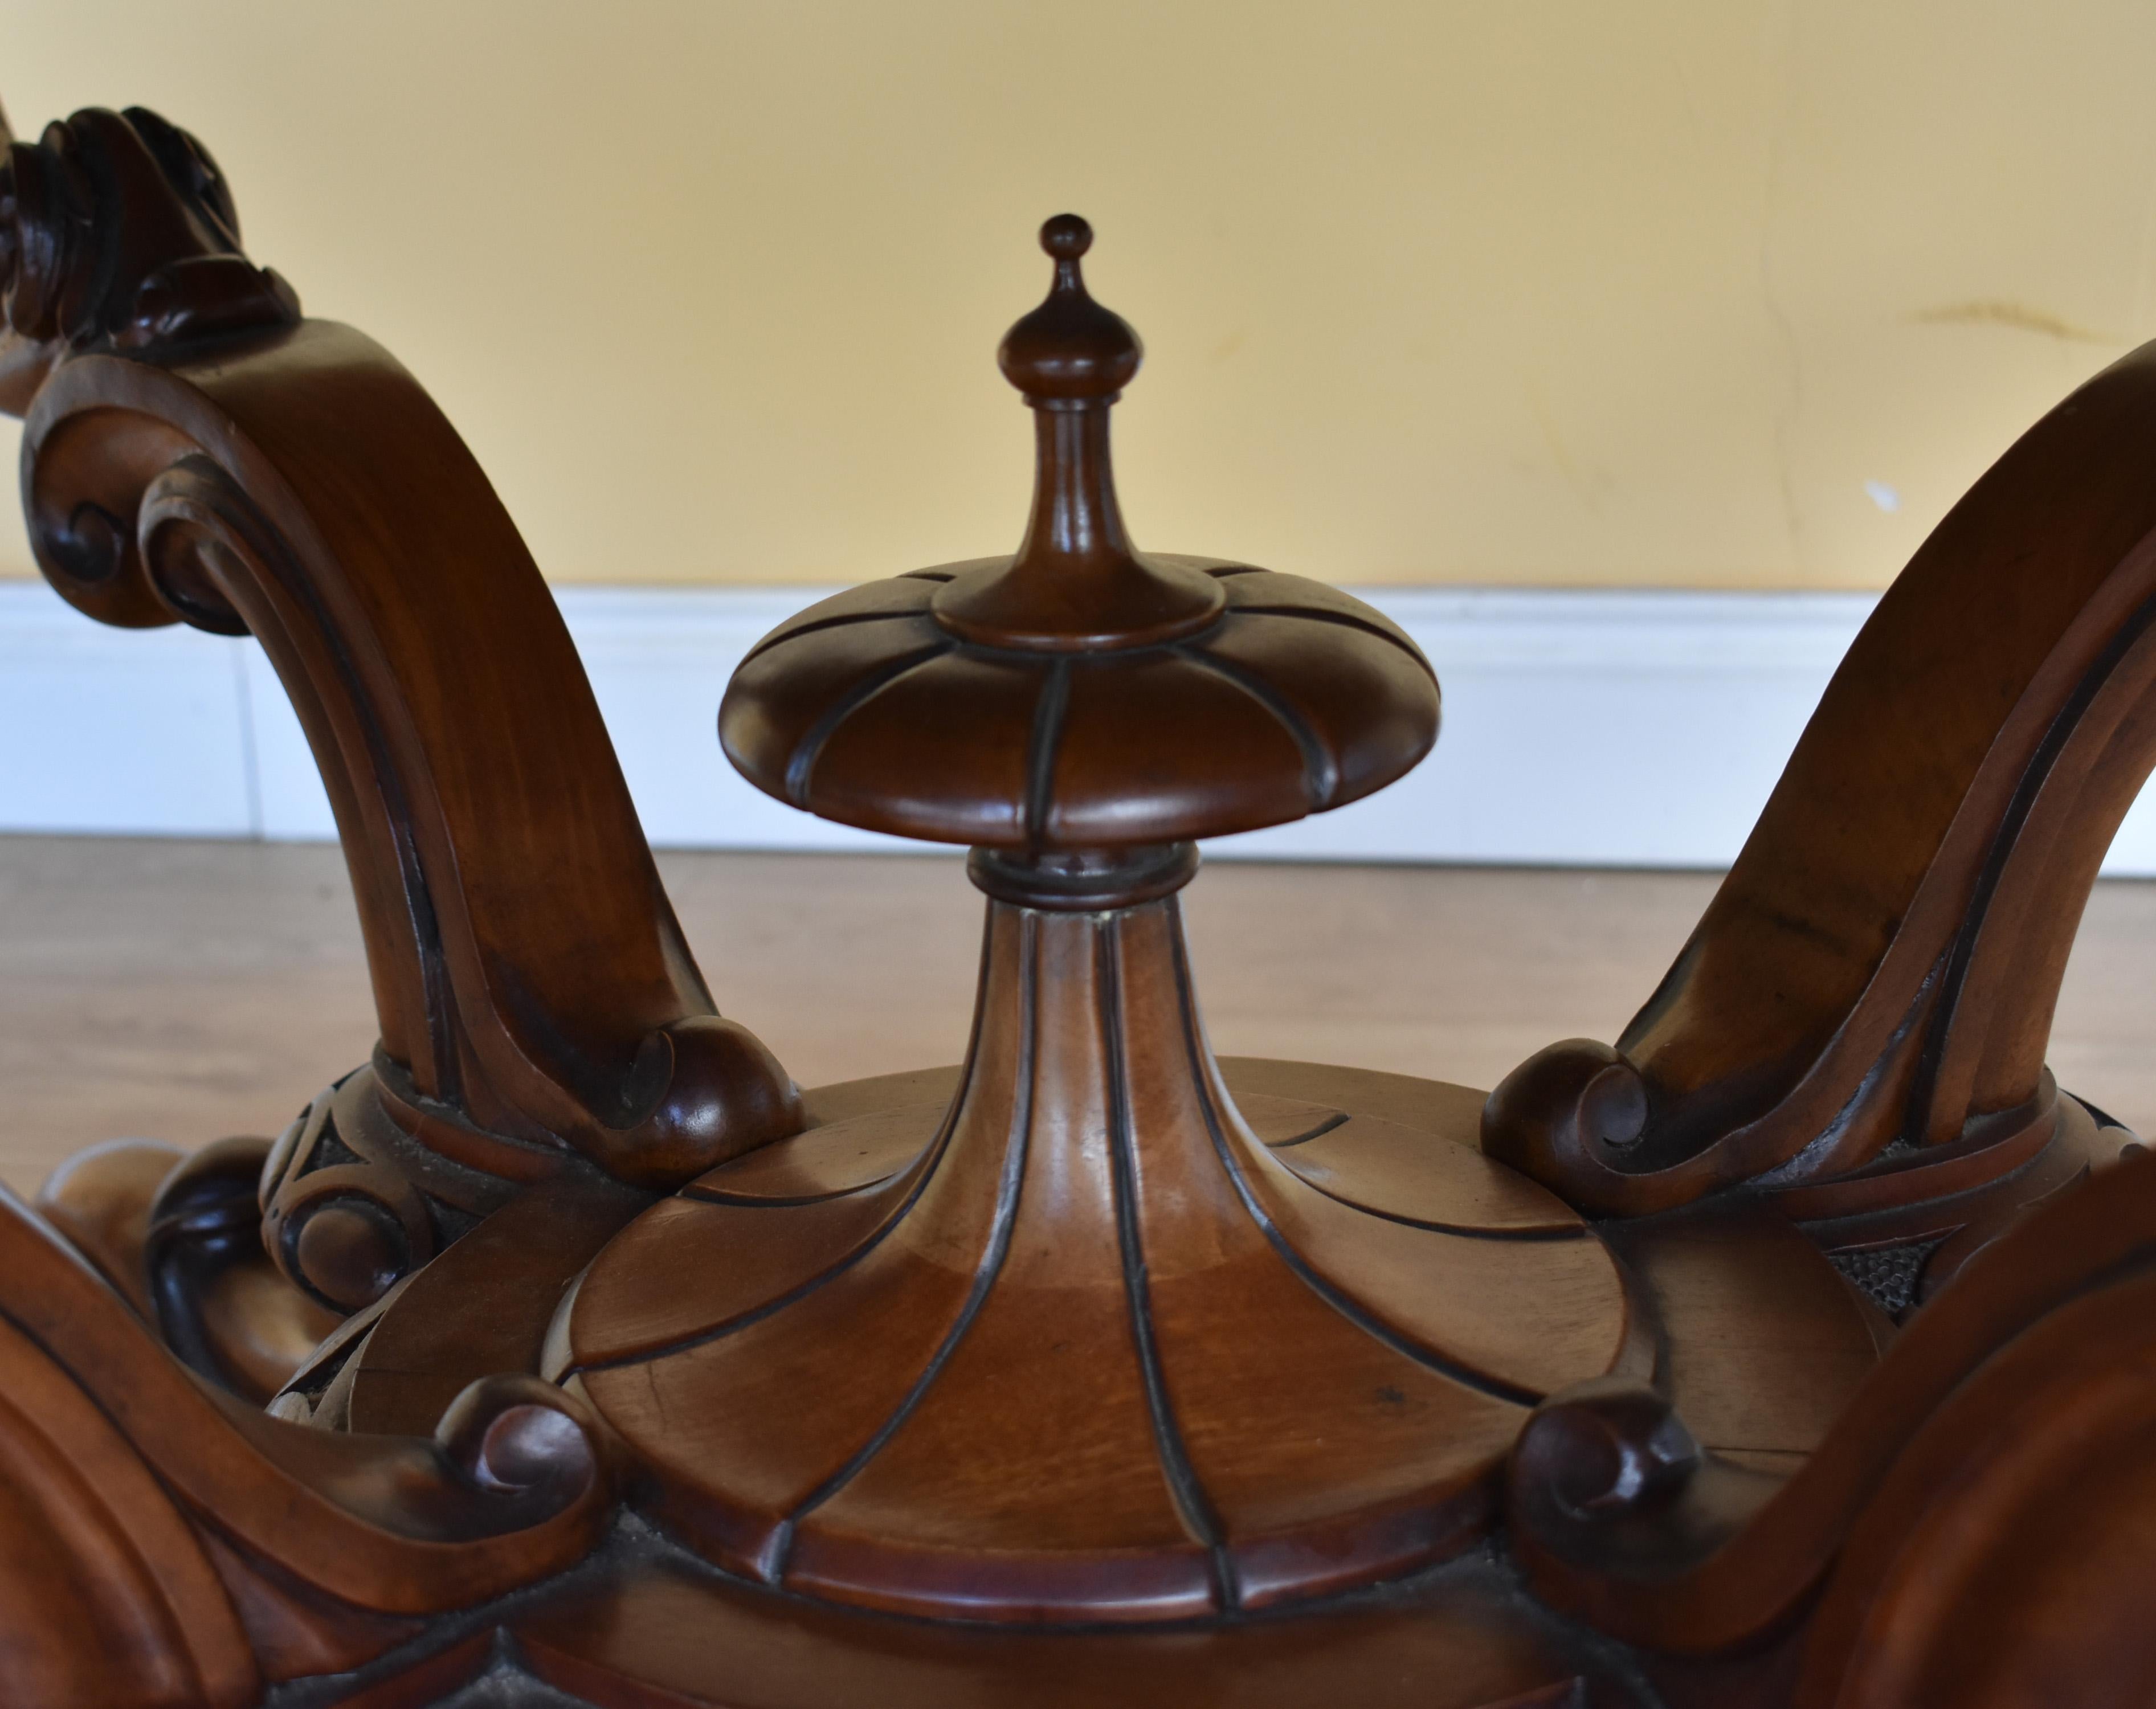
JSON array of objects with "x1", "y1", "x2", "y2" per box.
[
  {"x1": 996, "y1": 214, "x2": 1141, "y2": 404},
  {"x1": 720, "y1": 214, "x2": 1441, "y2": 851},
  {"x1": 932, "y1": 212, "x2": 1220, "y2": 652}
]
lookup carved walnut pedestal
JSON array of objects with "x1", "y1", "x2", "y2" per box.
[{"x1": 2, "y1": 102, "x2": 2154, "y2": 1709}]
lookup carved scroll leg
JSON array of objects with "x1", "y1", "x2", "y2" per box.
[
  {"x1": 1487, "y1": 340, "x2": 2156, "y2": 1244},
  {"x1": 0, "y1": 1187, "x2": 615, "y2": 1691},
  {"x1": 3, "y1": 105, "x2": 802, "y2": 1282}
]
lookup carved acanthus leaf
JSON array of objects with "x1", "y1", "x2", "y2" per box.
[{"x1": 0, "y1": 105, "x2": 297, "y2": 411}]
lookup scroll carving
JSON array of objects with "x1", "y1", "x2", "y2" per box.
[
  {"x1": 2, "y1": 108, "x2": 802, "y2": 1220},
  {"x1": 143, "y1": 1135, "x2": 343, "y2": 1401},
  {"x1": 258, "y1": 1077, "x2": 444, "y2": 1315},
  {"x1": 8, "y1": 87, "x2": 2156, "y2": 1706},
  {"x1": 1502, "y1": 1146, "x2": 2156, "y2": 1681},
  {"x1": 0, "y1": 1191, "x2": 614, "y2": 1603},
  {"x1": 0, "y1": 104, "x2": 297, "y2": 413},
  {"x1": 31, "y1": 1135, "x2": 341, "y2": 1403},
  {"x1": 1488, "y1": 338, "x2": 2156, "y2": 1216}
]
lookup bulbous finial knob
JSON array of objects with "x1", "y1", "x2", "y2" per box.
[
  {"x1": 1040, "y1": 212, "x2": 1088, "y2": 257},
  {"x1": 997, "y1": 214, "x2": 1142, "y2": 405}
]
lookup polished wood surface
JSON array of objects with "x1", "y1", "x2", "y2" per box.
[
  {"x1": 720, "y1": 217, "x2": 1438, "y2": 851},
  {"x1": 11, "y1": 107, "x2": 799, "y2": 1207},
  {"x1": 598, "y1": 219, "x2": 1614, "y2": 1625},
  {"x1": 1487, "y1": 336, "x2": 2156, "y2": 1220},
  {"x1": 564, "y1": 910, "x2": 1630, "y2": 1623},
  {"x1": 2, "y1": 93, "x2": 2155, "y2": 1708}
]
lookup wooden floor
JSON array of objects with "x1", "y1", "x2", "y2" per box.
[{"x1": 5, "y1": 834, "x2": 2153, "y2": 1194}]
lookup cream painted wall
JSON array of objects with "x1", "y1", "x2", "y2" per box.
[{"x1": 1, "y1": 1, "x2": 2153, "y2": 590}]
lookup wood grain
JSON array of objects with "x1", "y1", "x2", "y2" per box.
[
  {"x1": 5, "y1": 89, "x2": 2156, "y2": 1708},
  {"x1": 1489, "y1": 340, "x2": 2156, "y2": 1217}
]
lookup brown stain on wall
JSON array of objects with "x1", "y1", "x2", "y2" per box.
[{"x1": 1911, "y1": 301, "x2": 2123, "y2": 345}]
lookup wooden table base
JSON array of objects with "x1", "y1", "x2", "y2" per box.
[{"x1": 3, "y1": 97, "x2": 2156, "y2": 1708}]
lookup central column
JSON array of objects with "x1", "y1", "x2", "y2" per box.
[
  {"x1": 571, "y1": 210, "x2": 1627, "y2": 1625},
  {"x1": 773, "y1": 841, "x2": 1244, "y2": 1617}
]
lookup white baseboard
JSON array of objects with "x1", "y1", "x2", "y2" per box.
[{"x1": 10, "y1": 581, "x2": 2156, "y2": 875}]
